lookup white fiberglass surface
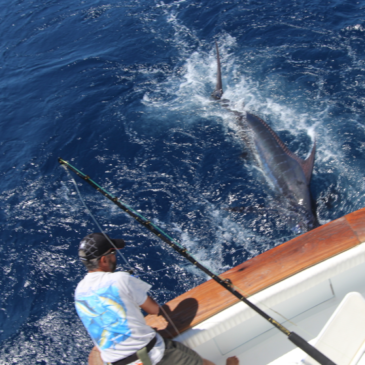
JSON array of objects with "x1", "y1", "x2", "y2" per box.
[{"x1": 177, "y1": 243, "x2": 365, "y2": 365}]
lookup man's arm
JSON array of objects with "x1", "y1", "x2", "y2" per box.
[{"x1": 140, "y1": 295, "x2": 159, "y2": 315}]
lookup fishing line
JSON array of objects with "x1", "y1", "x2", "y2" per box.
[
  {"x1": 138, "y1": 264, "x2": 186, "y2": 276},
  {"x1": 58, "y1": 159, "x2": 221, "y2": 277},
  {"x1": 159, "y1": 305, "x2": 181, "y2": 338},
  {"x1": 62, "y1": 165, "x2": 134, "y2": 272},
  {"x1": 58, "y1": 158, "x2": 337, "y2": 365}
]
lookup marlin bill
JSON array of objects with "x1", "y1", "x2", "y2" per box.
[{"x1": 212, "y1": 42, "x2": 316, "y2": 234}]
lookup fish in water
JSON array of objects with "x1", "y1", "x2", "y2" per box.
[{"x1": 212, "y1": 42, "x2": 316, "y2": 233}]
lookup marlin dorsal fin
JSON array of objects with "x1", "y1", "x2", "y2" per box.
[{"x1": 211, "y1": 41, "x2": 223, "y2": 100}]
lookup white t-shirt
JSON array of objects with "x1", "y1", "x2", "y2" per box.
[{"x1": 75, "y1": 271, "x2": 165, "y2": 364}]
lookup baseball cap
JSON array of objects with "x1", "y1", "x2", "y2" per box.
[{"x1": 78, "y1": 233, "x2": 125, "y2": 261}]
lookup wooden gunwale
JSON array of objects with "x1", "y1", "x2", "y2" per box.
[{"x1": 145, "y1": 207, "x2": 365, "y2": 338}]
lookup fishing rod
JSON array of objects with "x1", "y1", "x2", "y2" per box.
[{"x1": 58, "y1": 158, "x2": 336, "y2": 365}]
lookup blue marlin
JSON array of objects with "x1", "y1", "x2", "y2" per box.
[{"x1": 212, "y1": 42, "x2": 316, "y2": 233}]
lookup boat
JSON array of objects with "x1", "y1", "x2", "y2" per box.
[{"x1": 88, "y1": 207, "x2": 365, "y2": 365}]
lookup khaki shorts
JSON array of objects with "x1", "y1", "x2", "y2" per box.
[{"x1": 156, "y1": 338, "x2": 203, "y2": 365}]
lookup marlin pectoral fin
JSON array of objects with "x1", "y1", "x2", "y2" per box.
[
  {"x1": 300, "y1": 139, "x2": 316, "y2": 184},
  {"x1": 212, "y1": 41, "x2": 223, "y2": 100}
]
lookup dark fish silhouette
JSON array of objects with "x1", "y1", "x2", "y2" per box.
[{"x1": 212, "y1": 42, "x2": 316, "y2": 233}]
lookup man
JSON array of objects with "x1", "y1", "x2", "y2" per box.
[{"x1": 75, "y1": 232, "x2": 239, "y2": 365}]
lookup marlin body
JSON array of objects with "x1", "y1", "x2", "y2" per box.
[{"x1": 212, "y1": 43, "x2": 316, "y2": 233}]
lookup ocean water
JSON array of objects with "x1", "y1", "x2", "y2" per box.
[{"x1": 1, "y1": 0, "x2": 365, "y2": 363}]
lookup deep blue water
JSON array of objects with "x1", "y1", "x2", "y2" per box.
[{"x1": 1, "y1": 0, "x2": 365, "y2": 363}]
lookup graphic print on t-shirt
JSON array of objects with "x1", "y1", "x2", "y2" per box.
[{"x1": 75, "y1": 285, "x2": 132, "y2": 349}]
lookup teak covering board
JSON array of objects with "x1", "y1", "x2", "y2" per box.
[{"x1": 145, "y1": 207, "x2": 365, "y2": 338}]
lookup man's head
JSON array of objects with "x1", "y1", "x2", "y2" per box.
[{"x1": 78, "y1": 233, "x2": 125, "y2": 272}]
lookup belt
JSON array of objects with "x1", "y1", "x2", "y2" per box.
[{"x1": 111, "y1": 336, "x2": 157, "y2": 365}]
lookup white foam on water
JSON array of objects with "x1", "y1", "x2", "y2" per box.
[{"x1": 172, "y1": 224, "x2": 228, "y2": 278}]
